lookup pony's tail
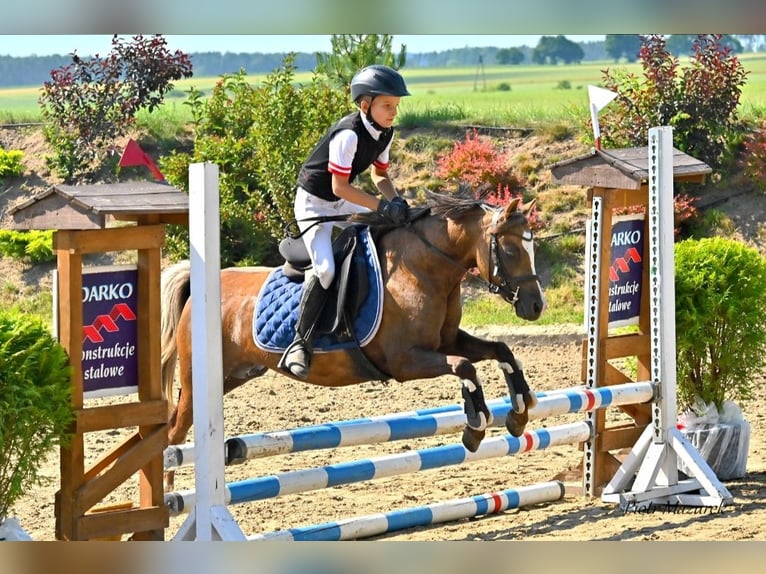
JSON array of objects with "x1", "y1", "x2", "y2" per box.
[{"x1": 160, "y1": 260, "x2": 192, "y2": 415}]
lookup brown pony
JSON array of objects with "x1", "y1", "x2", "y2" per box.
[{"x1": 159, "y1": 190, "x2": 545, "y2": 488}]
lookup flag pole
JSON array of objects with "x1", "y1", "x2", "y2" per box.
[{"x1": 587, "y1": 85, "x2": 618, "y2": 151}]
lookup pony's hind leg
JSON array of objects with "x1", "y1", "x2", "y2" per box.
[{"x1": 164, "y1": 362, "x2": 194, "y2": 492}]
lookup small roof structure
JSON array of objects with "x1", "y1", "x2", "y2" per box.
[
  {"x1": 8, "y1": 181, "x2": 189, "y2": 230},
  {"x1": 549, "y1": 147, "x2": 712, "y2": 190}
]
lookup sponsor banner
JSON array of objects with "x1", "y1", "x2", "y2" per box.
[
  {"x1": 81, "y1": 266, "x2": 139, "y2": 397},
  {"x1": 608, "y1": 214, "x2": 645, "y2": 328},
  {"x1": 54, "y1": 265, "x2": 139, "y2": 398}
]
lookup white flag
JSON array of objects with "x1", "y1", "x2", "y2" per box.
[{"x1": 588, "y1": 85, "x2": 618, "y2": 149}]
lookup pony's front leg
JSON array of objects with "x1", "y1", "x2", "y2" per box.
[
  {"x1": 385, "y1": 349, "x2": 494, "y2": 453},
  {"x1": 449, "y1": 330, "x2": 539, "y2": 437}
]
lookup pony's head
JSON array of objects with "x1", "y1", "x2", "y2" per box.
[
  {"x1": 480, "y1": 197, "x2": 546, "y2": 320},
  {"x1": 422, "y1": 188, "x2": 545, "y2": 320}
]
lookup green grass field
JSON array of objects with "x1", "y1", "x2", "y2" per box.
[{"x1": 4, "y1": 53, "x2": 766, "y2": 125}]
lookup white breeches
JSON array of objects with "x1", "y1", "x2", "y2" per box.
[{"x1": 294, "y1": 187, "x2": 370, "y2": 289}]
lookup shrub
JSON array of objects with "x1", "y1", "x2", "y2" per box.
[
  {"x1": 0, "y1": 310, "x2": 74, "y2": 521},
  {"x1": 0, "y1": 148, "x2": 23, "y2": 180},
  {"x1": 674, "y1": 237, "x2": 766, "y2": 412},
  {"x1": 0, "y1": 230, "x2": 55, "y2": 263},
  {"x1": 740, "y1": 123, "x2": 766, "y2": 193},
  {"x1": 600, "y1": 34, "x2": 748, "y2": 169},
  {"x1": 435, "y1": 129, "x2": 519, "y2": 189},
  {"x1": 39, "y1": 34, "x2": 192, "y2": 183}
]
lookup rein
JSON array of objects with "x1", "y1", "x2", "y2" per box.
[
  {"x1": 404, "y1": 225, "x2": 470, "y2": 275},
  {"x1": 284, "y1": 206, "x2": 540, "y2": 306},
  {"x1": 284, "y1": 215, "x2": 351, "y2": 240}
]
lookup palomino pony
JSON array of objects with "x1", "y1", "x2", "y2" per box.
[{"x1": 159, "y1": 189, "x2": 545, "y2": 489}]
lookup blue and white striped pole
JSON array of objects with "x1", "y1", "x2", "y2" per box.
[
  {"x1": 164, "y1": 382, "x2": 652, "y2": 470},
  {"x1": 246, "y1": 481, "x2": 566, "y2": 541},
  {"x1": 163, "y1": 395, "x2": 518, "y2": 469},
  {"x1": 165, "y1": 421, "x2": 591, "y2": 516}
]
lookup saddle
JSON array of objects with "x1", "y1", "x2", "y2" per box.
[{"x1": 278, "y1": 225, "x2": 370, "y2": 337}]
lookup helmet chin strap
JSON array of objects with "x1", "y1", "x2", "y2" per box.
[{"x1": 363, "y1": 96, "x2": 391, "y2": 135}]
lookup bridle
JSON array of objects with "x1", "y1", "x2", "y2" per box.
[{"x1": 487, "y1": 229, "x2": 540, "y2": 305}]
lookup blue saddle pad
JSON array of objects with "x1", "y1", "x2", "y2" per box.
[{"x1": 253, "y1": 227, "x2": 383, "y2": 353}]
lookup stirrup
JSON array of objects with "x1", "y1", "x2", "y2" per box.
[{"x1": 278, "y1": 338, "x2": 312, "y2": 379}]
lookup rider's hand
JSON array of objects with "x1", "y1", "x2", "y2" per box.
[{"x1": 377, "y1": 197, "x2": 409, "y2": 224}]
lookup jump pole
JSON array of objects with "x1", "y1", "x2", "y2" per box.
[
  {"x1": 165, "y1": 421, "x2": 592, "y2": 516},
  {"x1": 600, "y1": 127, "x2": 733, "y2": 509},
  {"x1": 172, "y1": 162, "x2": 246, "y2": 541},
  {"x1": 164, "y1": 383, "x2": 653, "y2": 469},
  {"x1": 246, "y1": 481, "x2": 566, "y2": 541}
]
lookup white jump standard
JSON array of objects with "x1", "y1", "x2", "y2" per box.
[{"x1": 599, "y1": 127, "x2": 733, "y2": 509}]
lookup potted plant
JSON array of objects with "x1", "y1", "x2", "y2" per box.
[
  {"x1": 674, "y1": 236, "x2": 766, "y2": 480},
  {"x1": 0, "y1": 309, "x2": 73, "y2": 540}
]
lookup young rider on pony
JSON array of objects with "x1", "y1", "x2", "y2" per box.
[{"x1": 278, "y1": 64, "x2": 412, "y2": 379}]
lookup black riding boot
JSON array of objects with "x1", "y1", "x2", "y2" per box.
[{"x1": 278, "y1": 274, "x2": 330, "y2": 379}]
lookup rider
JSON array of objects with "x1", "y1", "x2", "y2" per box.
[{"x1": 278, "y1": 64, "x2": 412, "y2": 379}]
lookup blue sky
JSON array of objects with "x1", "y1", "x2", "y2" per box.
[{"x1": 0, "y1": 35, "x2": 605, "y2": 58}]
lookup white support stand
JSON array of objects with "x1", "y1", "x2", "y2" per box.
[
  {"x1": 601, "y1": 127, "x2": 733, "y2": 510},
  {"x1": 173, "y1": 163, "x2": 246, "y2": 541}
]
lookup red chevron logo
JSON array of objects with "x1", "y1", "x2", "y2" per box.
[
  {"x1": 609, "y1": 247, "x2": 642, "y2": 281},
  {"x1": 82, "y1": 303, "x2": 137, "y2": 344}
]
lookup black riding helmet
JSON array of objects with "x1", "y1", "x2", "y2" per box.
[
  {"x1": 350, "y1": 65, "x2": 410, "y2": 132},
  {"x1": 350, "y1": 65, "x2": 411, "y2": 103}
]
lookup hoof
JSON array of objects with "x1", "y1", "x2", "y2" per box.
[
  {"x1": 505, "y1": 410, "x2": 528, "y2": 437},
  {"x1": 462, "y1": 427, "x2": 485, "y2": 452}
]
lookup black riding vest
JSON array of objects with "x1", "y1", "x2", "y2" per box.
[{"x1": 297, "y1": 112, "x2": 394, "y2": 201}]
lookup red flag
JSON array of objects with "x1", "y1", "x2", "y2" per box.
[{"x1": 119, "y1": 139, "x2": 166, "y2": 182}]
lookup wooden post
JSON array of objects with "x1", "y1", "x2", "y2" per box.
[{"x1": 54, "y1": 226, "x2": 169, "y2": 541}]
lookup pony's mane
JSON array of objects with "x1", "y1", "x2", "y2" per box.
[
  {"x1": 424, "y1": 186, "x2": 486, "y2": 220},
  {"x1": 348, "y1": 184, "x2": 490, "y2": 227}
]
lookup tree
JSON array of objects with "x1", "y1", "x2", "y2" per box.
[
  {"x1": 665, "y1": 34, "x2": 696, "y2": 56},
  {"x1": 558, "y1": 36, "x2": 585, "y2": 64},
  {"x1": 39, "y1": 35, "x2": 192, "y2": 183},
  {"x1": 734, "y1": 34, "x2": 766, "y2": 52},
  {"x1": 496, "y1": 47, "x2": 524, "y2": 65},
  {"x1": 720, "y1": 35, "x2": 744, "y2": 54},
  {"x1": 532, "y1": 36, "x2": 558, "y2": 64},
  {"x1": 315, "y1": 35, "x2": 406, "y2": 92},
  {"x1": 532, "y1": 35, "x2": 583, "y2": 65},
  {"x1": 666, "y1": 34, "x2": 743, "y2": 58},
  {"x1": 604, "y1": 35, "x2": 642, "y2": 62}
]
